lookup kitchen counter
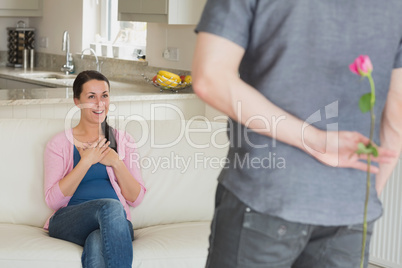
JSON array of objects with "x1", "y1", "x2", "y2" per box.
[
  {"x1": 0, "y1": 67, "x2": 196, "y2": 106},
  {"x1": 0, "y1": 67, "x2": 205, "y2": 121}
]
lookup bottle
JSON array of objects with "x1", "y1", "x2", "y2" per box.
[
  {"x1": 23, "y1": 49, "x2": 28, "y2": 69},
  {"x1": 30, "y1": 49, "x2": 35, "y2": 69},
  {"x1": 68, "y1": 53, "x2": 75, "y2": 74}
]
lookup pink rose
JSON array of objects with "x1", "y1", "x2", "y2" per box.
[{"x1": 349, "y1": 55, "x2": 373, "y2": 77}]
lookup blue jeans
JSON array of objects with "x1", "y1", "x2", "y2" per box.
[
  {"x1": 207, "y1": 184, "x2": 375, "y2": 268},
  {"x1": 48, "y1": 199, "x2": 134, "y2": 268}
]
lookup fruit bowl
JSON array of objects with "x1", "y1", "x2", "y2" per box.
[{"x1": 142, "y1": 74, "x2": 192, "y2": 93}]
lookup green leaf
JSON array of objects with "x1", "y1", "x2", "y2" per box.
[
  {"x1": 357, "y1": 142, "x2": 367, "y2": 151},
  {"x1": 370, "y1": 146, "x2": 379, "y2": 157},
  {"x1": 367, "y1": 143, "x2": 378, "y2": 157},
  {"x1": 359, "y1": 93, "x2": 372, "y2": 113},
  {"x1": 356, "y1": 142, "x2": 378, "y2": 156},
  {"x1": 356, "y1": 142, "x2": 371, "y2": 155}
]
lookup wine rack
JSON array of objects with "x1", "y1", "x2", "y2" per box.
[{"x1": 7, "y1": 27, "x2": 35, "y2": 68}]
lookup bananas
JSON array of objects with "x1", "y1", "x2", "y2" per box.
[
  {"x1": 156, "y1": 74, "x2": 180, "y2": 88},
  {"x1": 158, "y1": 70, "x2": 181, "y2": 82},
  {"x1": 152, "y1": 70, "x2": 192, "y2": 90}
]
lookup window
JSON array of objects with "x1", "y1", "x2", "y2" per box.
[{"x1": 91, "y1": 0, "x2": 147, "y2": 60}]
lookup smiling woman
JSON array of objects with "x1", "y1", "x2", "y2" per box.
[
  {"x1": 43, "y1": 70, "x2": 146, "y2": 268},
  {"x1": 72, "y1": 70, "x2": 116, "y2": 150}
]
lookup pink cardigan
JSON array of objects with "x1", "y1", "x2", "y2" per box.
[{"x1": 43, "y1": 128, "x2": 146, "y2": 229}]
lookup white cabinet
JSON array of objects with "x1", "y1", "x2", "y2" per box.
[
  {"x1": 6, "y1": 80, "x2": 44, "y2": 89},
  {"x1": 118, "y1": 0, "x2": 167, "y2": 23},
  {"x1": 118, "y1": 0, "x2": 206, "y2": 25},
  {"x1": 0, "y1": 78, "x2": 49, "y2": 89},
  {"x1": 168, "y1": 0, "x2": 207, "y2": 25},
  {"x1": 118, "y1": 0, "x2": 167, "y2": 16},
  {"x1": 0, "y1": 78, "x2": 7, "y2": 89},
  {"x1": 0, "y1": 0, "x2": 43, "y2": 17},
  {"x1": 126, "y1": 0, "x2": 168, "y2": 15}
]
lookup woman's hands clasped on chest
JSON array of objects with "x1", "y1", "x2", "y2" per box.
[
  {"x1": 99, "y1": 148, "x2": 121, "y2": 168},
  {"x1": 77, "y1": 138, "x2": 111, "y2": 166}
]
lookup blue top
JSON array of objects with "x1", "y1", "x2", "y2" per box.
[
  {"x1": 68, "y1": 146, "x2": 119, "y2": 206},
  {"x1": 196, "y1": 0, "x2": 402, "y2": 225}
]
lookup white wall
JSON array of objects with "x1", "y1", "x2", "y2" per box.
[
  {"x1": 0, "y1": 18, "x2": 29, "y2": 51},
  {"x1": 147, "y1": 23, "x2": 197, "y2": 71},
  {"x1": 29, "y1": 0, "x2": 83, "y2": 55},
  {"x1": 0, "y1": 0, "x2": 198, "y2": 71}
]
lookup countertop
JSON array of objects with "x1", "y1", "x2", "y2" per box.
[{"x1": 0, "y1": 67, "x2": 196, "y2": 106}]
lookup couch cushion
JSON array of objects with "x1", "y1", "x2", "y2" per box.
[
  {"x1": 0, "y1": 119, "x2": 66, "y2": 227},
  {"x1": 0, "y1": 224, "x2": 82, "y2": 268},
  {"x1": 0, "y1": 221, "x2": 211, "y2": 268},
  {"x1": 124, "y1": 119, "x2": 228, "y2": 229},
  {"x1": 132, "y1": 221, "x2": 211, "y2": 267}
]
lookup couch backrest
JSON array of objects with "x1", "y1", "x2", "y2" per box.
[{"x1": 0, "y1": 118, "x2": 229, "y2": 229}]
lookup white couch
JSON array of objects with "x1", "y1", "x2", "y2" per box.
[{"x1": 0, "y1": 118, "x2": 229, "y2": 268}]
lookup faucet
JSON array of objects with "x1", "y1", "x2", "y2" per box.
[
  {"x1": 81, "y1": 48, "x2": 101, "y2": 72},
  {"x1": 61, "y1": 31, "x2": 74, "y2": 75}
]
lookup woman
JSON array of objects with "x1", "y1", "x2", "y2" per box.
[{"x1": 43, "y1": 70, "x2": 146, "y2": 268}]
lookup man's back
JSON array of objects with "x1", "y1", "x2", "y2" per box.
[{"x1": 196, "y1": 0, "x2": 402, "y2": 225}]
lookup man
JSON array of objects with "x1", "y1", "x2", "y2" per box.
[{"x1": 192, "y1": 1, "x2": 402, "y2": 267}]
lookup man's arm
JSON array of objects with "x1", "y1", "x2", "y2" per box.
[
  {"x1": 192, "y1": 32, "x2": 397, "y2": 172},
  {"x1": 376, "y1": 69, "x2": 402, "y2": 195}
]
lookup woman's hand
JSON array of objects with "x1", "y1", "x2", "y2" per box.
[
  {"x1": 99, "y1": 148, "x2": 121, "y2": 167},
  {"x1": 77, "y1": 138, "x2": 111, "y2": 166}
]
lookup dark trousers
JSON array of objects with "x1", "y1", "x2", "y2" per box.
[{"x1": 206, "y1": 184, "x2": 374, "y2": 268}]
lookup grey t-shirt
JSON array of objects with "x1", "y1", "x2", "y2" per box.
[{"x1": 196, "y1": 0, "x2": 402, "y2": 226}]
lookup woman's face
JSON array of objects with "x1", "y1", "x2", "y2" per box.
[{"x1": 74, "y1": 79, "x2": 110, "y2": 124}]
